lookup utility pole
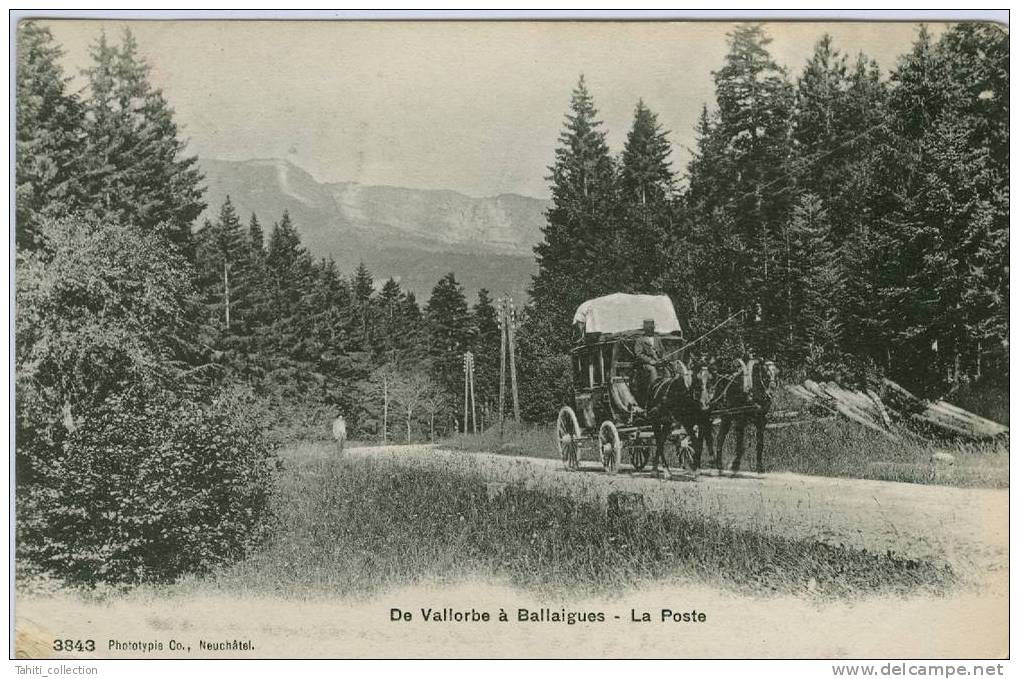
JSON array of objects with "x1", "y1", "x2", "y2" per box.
[
  {"x1": 469, "y1": 353, "x2": 477, "y2": 434},
  {"x1": 498, "y1": 298, "x2": 507, "y2": 436},
  {"x1": 463, "y1": 352, "x2": 469, "y2": 435},
  {"x1": 462, "y1": 351, "x2": 477, "y2": 435},
  {"x1": 506, "y1": 297, "x2": 520, "y2": 422}
]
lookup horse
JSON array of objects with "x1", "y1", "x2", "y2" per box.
[
  {"x1": 714, "y1": 358, "x2": 778, "y2": 474},
  {"x1": 644, "y1": 358, "x2": 716, "y2": 477}
]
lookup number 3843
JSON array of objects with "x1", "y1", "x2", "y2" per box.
[{"x1": 53, "y1": 639, "x2": 95, "y2": 652}]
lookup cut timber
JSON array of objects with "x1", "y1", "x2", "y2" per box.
[
  {"x1": 803, "y1": 380, "x2": 900, "y2": 441},
  {"x1": 884, "y1": 378, "x2": 1008, "y2": 440},
  {"x1": 866, "y1": 389, "x2": 894, "y2": 429},
  {"x1": 931, "y1": 400, "x2": 1008, "y2": 436},
  {"x1": 785, "y1": 384, "x2": 817, "y2": 402},
  {"x1": 911, "y1": 413, "x2": 979, "y2": 439}
]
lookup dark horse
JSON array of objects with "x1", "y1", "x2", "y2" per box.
[
  {"x1": 714, "y1": 358, "x2": 778, "y2": 474},
  {"x1": 644, "y1": 359, "x2": 715, "y2": 477}
]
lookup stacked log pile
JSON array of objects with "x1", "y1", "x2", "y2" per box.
[
  {"x1": 787, "y1": 380, "x2": 902, "y2": 441},
  {"x1": 881, "y1": 379, "x2": 1008, "y2": 440},
  {"x1": 784, "y1": 379, "x2": 1008, "y2": 441}
]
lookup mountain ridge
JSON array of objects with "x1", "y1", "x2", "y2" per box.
[{"x1": 199, "y1": 157, "x2": 548, "y2": 301}]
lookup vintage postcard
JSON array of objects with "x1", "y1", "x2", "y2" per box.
[{"x1": 12, "y1": 14, "x2": 1009, "y2": 663}]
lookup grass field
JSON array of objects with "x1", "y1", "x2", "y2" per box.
[
  {"x1": 445, "y1": 406, "x2": 1009, "y2": 489},
  {"x1": 162, "y1": 444, "x2": 957, "y2": 601}
]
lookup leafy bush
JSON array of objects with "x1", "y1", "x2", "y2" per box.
[
  {"x1": 16, "y1": 215, "x2": 279, "y2": 585},
  {"x1": 17, "y1": 391, "x2": 278, "y2": 585}
]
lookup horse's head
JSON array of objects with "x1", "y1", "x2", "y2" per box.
[
  {"x1": 694, "y1": 363, "x2": 714, "y2": 409},
  {"x1": 753, "y1": 359, "x2": 779, "y2": 400},
  {"x1": 674, "y1": 358, "x2": 693, "y2": 390}
]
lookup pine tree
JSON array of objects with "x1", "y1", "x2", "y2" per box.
[
  {"x1": 248, "y1": 213, "x2": 265, "y2": 255},
  {"x1": 265, "y1": 211, "x2": 303, "y2": 308},
  {"x1": 80, "y1": 29, "x2": 204, "y2": 254},
  {"x1": 778, "y1": 194, "x2": 843, "y2": 358},
  {"x1": 684, "y1": 24, "x2": 795, "y2": 353},
  {"x1": 617, "y1": 100, "x2": 677, "y2": 294},
  {"x1": 845, "y1": 23, "x2": 1008, "y2": 391},
  {"x1": 619, "y1": 100, "x2": 674, "y2": 207},
  {"x1": 15, "y1": 22, "x2": 85, "y2": 251},
  {"x1": 425, "y1": 273, "x2": 474, "y2": 398},
  {"x1": 792, "y1": 35, "x2": 851, "y2": 211},
  {"x1": 471, "y1": 289, "x2": 501, "y2": 417},
  {"x1": 530, "y1": 75, "x2": 618, "y2": 352},
  {"x1": 351, "y1": 261, "x2": 376, "y2": 352},
  {"x1": 375, "y1": 278, "x2": 408, "y2": 364},
  {"x1": 196, "y1": 197, "x2": 247, "y2": 330}
]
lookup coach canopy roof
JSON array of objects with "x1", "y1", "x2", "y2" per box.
[{"x1": 572, "y1": 293, "x2": 682, "y2": 336}]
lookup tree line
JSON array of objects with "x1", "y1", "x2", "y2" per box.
[
  {"x1": 192, "y1": 195, "x2": 504, "y2": 441},
  {"x1": 14, "y1": 23, "x2": 501, "y2": 584},
  {"x1": 521, "y1": 22, "x2": 1007, "y2": 418},
  {"x1": 12, "y1": 21, "x2": 1008, "y2": 584}
]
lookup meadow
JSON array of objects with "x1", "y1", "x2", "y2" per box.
[{"x1": 181, "y1": 443, "x2": 955, "y2": 601}]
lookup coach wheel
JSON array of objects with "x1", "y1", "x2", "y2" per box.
[
  {"x1": 599, "y1": 421, "x2": 622, "y2": 475},
  {"x1": 556, "y1": 406, "x2": 581, "y2": 471}
]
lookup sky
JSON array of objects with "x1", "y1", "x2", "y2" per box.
[{"x1": 38, "y1": 19, "x2": 951, "y2": 199}]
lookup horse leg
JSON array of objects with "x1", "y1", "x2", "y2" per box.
[
  {"x1": 701, "y1": 415, "x2": 717, "y2": 472},
  {"x1": 687, "y1": 419, "x2": 702, "y2": 471},
  {"x1": 716, "y1": 417, "x2": 731, "y2": 473},
  {"x1": 730, "y1": 420, "x2": 746, "y2": 473},
  {"x1": 650, "y1": 423, "x2": 665, "y2": 472}
]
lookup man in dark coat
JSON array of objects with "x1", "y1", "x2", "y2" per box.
[{"x1": 634, "y1": 319, "x2": 665, "y2": 406}]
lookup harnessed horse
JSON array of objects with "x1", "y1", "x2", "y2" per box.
[
  {"x1": 714, "y1": 359, "x2": 778, "y2": 474},
  {"x1": 644, "y1": 359, "x2": 715, "y2": 476}
]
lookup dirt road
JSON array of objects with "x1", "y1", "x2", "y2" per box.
[
  {"x1": 350, "y1": 445, "x2": 1009, "y2": 579},
  {"x1": 15, "y1": 443, "x2": 1008, "y2": 659}
]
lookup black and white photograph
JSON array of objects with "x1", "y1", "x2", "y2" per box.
[{"x1": 10, "y1": 12, "x2": 1010, "y2": 663}]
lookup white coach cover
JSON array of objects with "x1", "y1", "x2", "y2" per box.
[{"x1": 573, "y1": 293, "x2": 682, "y2": 335}]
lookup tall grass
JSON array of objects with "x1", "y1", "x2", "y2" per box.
[
  {"x1": 445, "y1": 410, "x2": 1008, "y2": 489},
  {"x1": 201, "y1": 446, "x2": 954, "y2": 600}
]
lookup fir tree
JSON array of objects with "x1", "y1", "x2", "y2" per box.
[
  {"x1": 80, "y1": 29, "x2": 204, "y2": 254},
  {"x1": 471, "y1": 289, "x2": 501, "y2": 416},
  {"x1": 530, "y1": 75, "x2": 618, "y2": 352},
  {"x1": 619, "y1": 100, "x2": 674, "y2": 207},
  {"x1": 15, "y1": 22, "x2": 85, "y2": 250},
  {"x1": 616, "y1": 100, "x2": 677, "y2": 294},
  {"x1": 425, "y1": 273, "x2": 474, "y2": 398}
]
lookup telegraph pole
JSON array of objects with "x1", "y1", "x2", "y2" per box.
[
  {"x1": 463, "y1": 351, "x2": 477, "y2": 435},
  {"x1": 468, "y1": 353, "x2": 477, "y2": 434},
  {"x1": 506, "y1": 297, "x2": 520, "y2": 422},
  {"x1": 498, "y1": 298, "x2": 507, "y2": 436},
  {"x1": 463, "y1": 352, "x2": 469, "y2": 435}
]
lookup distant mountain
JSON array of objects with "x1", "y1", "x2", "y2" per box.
[{"x1": 199, "y1": 158, "x2": 548, "y2": 302}]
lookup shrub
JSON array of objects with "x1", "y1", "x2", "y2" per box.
[
  {"x1": 16, "y1": 215, "x2": 279, "y2": 585},
  {"x1": 16, "y1": 390, "x2": 278, "y2": 585}
]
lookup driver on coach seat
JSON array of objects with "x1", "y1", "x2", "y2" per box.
[{"x1": 634, "y1": 319, "x2": 665, "y2": 404}]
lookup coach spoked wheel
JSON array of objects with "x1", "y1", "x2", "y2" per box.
[
  {"x1": 555, "y1": 406, "x2": 581, "y2": 471},
  {"x1": 598, "y1": 421, "x2": 622, "y2": 475}
]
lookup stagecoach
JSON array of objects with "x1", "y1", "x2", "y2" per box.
[{"x1": 554, "y1": 293, "x2": 697, "y2": 474}]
